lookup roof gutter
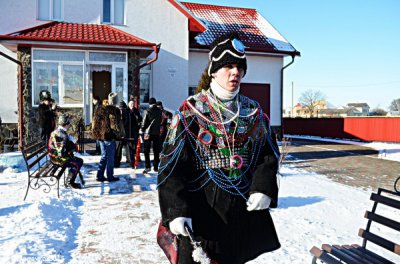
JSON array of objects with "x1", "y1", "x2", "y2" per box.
[
  {"x1": 280, "y1": 54, "x2": 296, "y2": 138},
  {"x1": 133, "y1": 43, "x2": 161, "y2": 108},
  {"x1": 0, "y1": 51, "x2": 23, "y2": 149}
]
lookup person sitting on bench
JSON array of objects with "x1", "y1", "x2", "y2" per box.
[{"x1": 48, "y1": 113, "x2": 84, "y2": 189}]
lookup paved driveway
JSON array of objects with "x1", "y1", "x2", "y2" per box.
[{"x1": 283, "y1": 139, "x2": 400, "y2": 191}]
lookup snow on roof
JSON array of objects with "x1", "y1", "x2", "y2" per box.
[{"x1": 181, "y1": 2, "x2": 299, "y2": 56}]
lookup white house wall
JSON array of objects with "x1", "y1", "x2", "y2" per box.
[
  {"x1": 116, "y1": 0, "x2": 189, "y2": 112},
  {"x1": 189, "y1": 51, "x2": 283, "y2": 126}
]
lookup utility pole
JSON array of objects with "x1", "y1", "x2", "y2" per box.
[{"x1": 291, "y1": 81, "x2": 294, "y2": 118}]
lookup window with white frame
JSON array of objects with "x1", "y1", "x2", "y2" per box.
[
  {"x1": 32, "y1": 50, "x2": 84, "y2": 107},
  {"x1": 37, "y1": 0, "x2": 63, "y2": 21},
  {"x1": 103, "y1": 0, "x2": 125, "y2": 25},
  {"x1": 139, "y1": 59, "x2": 152, "y2": 104}
]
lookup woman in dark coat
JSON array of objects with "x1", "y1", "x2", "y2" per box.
[
  {"x1": 38, "y1": 90, "x2": 56, "y2": 145},
  {"x1": 157, "y1": 33, "x2": 281, "y2": 264}
]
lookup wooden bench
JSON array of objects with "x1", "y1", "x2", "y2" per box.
[
  {"x1": 310, "y1": 187, "x2": 400, "y2": 264},
  {"x1": 22, "y1": 141, "x2": 67, "y2": 200}
]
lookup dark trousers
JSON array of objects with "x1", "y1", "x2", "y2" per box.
[
  {"x1": 144, "y1": 135, "x2": 161, "y2": 170},
  {"x1": 97, "y1": 140, "x2": 116, "y2": 180},
  {"x1": 115, "y1": 139, "x2": 130, "y2": 167},
  {"x1": 64, "y1": 156, "x2": 83, "y2": 184},
  {"x1": 40, "y1": 127, "x2": 52, "y2": 147}
]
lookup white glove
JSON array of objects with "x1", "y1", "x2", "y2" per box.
[
  {"x1": 247, "y1": 193, "x2": 271, "y2": 211},
  {"x1": 169, "y1": 217, "x2": 192, "y2": 236}
]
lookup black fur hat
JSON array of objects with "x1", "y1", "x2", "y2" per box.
[
  {"x1": 39, "y1": 90, "x2": 52, "y2": 101},
  {"x1": 208, "y1": 32, "x2": 247, "y2": 76}
]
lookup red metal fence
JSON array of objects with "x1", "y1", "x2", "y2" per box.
[{"x1": 283, "y1": 117, "x2": 400, "y2": 142}]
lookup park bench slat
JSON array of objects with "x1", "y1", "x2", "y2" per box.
[
  {"x1": 364, "y1": 211, "x2": 400, "y2": 231},
  {"x1": 370, "y1": 193, "x2": 400, "y2": 210},
  {"x1": 22, "y1": 141, "x2": 45, "y2": 154},
  {"x1": 334, "y1": 245, "x2": 371, "y2": 264},
  {"x1": 342, "y1": 245, "x2": 387, "y2": 264},
  {"x1": 310, "y1": 246, "x2": 342, "y2": 264},
  {"x1": 322, "y1": 244, "x2": 361, "y2": 263},
  {"x1": 359, "y1": 229, "x2": 400, "y2": 255},
  {"x1": 27, "y1": 151, "x2": 48, "y2": 170},
  {"x1": 25, "y1": 144, "x2": 47, "y2": 161},
  {"x1": 350, "y1": 244, "x2": 394, "y2": 264}
]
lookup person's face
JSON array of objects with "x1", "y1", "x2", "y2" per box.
[
  {"x1": 43, "y1": 99, "x2": 50, "y2": 105},
  {"x1": 128, "y1": 101, "x2": 134, "y2": 109},
  {"x1": 93, "y1": 99, "x2": 98, "y2": 105},
  {"x1": 211, "y1": 64, "x2": 244, "y2": 92}
]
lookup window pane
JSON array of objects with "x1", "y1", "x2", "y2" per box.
[
  {"x1": 33, "y1": 50, "x2": 84, "y2": 62},
  {"x1": 115, "y1": 67, "x2": 124, "y2": 103},
  {"x1": 52, "y1": 0, "x2": 62, "y2": 20},
  {"x1": 38, "y1": 0, "x2": 50, "y2": 20},
  {"x1": 34, "y1": 62, "x2": 59, "y2": 105},
  {"x1": 140, "y1": 73, "x2": 150, "y2": 103},
  {"x1": 114, "y1": 0, "x2": 124, "y2": 25},
  {"x1": 89, "y1": 52, "x2": 126, "y2": 62},
  {"x1": 63, "y1": 65, "x2": 84, "y2": 105},
  {"x1": 103, "y1": 0, "x2": 111, "y2": 23}
]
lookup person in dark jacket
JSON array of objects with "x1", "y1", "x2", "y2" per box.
[
  {"x1": 157, "y1": 33, "x2": 281, "y2": 264},
  {"x1": 156, "y1": 101, "x2": 170, "y2": 148},
  {"x1": 48, "y1": 113, "x2": 83, "y2": 189},
  {"x1": 140, "y1": 97, "x2": 162, "y2": 174},
  {"x1": 115, "y1": 101, "x2": 130, "y2": 167},
  {"x1": 38, "y1": 90, "x2": 57, "y2": 145},
  {"x1": 92, "y1": 92, "x2": 124, "y2": 182},
  {"x1": 126, "y1": 99, "x2": 142, "y2": 168}
]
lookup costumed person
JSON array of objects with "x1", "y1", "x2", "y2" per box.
[
  {"x1": 38, "y1": 90, "x2": 57, "y2": 145},
  {"x1": 140, "y1": 97, "x2": 162, "y2": 174},
  {"x1": 126, "y1": 99, "x2": 142, "y2": 168},
  {"x1": 157, "y1": 33, "x2": 281, "y2": 264},
  {"x1": 92, "y1": 92, "x2": 124, "y2": 182},
  {"x1": 48, "y1": 113, "x2": 83, "y2": 189}
]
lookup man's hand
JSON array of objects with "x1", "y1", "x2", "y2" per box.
[
  {"x1": 246, "y1": 193, "x2": 271, "y2": 211},
  {"x1": 169, "y1": 217, "x2": 192, "y2": 236}
]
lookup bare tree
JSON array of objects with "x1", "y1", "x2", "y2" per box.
[
  {"x1": 299, "y1": 89, "x2": 326, "y2": 117},
  {"x1": 389, "y1": 98, "x2": 400, "y2": 111}
]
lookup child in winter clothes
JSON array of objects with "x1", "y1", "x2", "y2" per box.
[{"x1": 48, "y1": 113, "x2": 84, "y2": 189}]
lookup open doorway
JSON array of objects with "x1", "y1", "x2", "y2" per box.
[{"x1": 92, "y1": 66, "x2": 112, "y2": 105}]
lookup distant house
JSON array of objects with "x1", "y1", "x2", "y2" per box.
[
  {"x1": 289, "y1": 100, "x2": 328, "y2": 118},
  {"x1": 318, "y1": 107, "x2": 361, "y2": 118},
  {"x1": 346, "y1": 103, "x2": 370, "y2": 116},
  {"x1": 0, "y1": 0, "x2": 299, "y2": 142}
]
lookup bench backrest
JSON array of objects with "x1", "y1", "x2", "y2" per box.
[
  {"x1": 21, "y1": 141, "x2": 48, "y2": 172},
  {"x1": 360, "y1": 188, "x2": 400, "y2": 259}
]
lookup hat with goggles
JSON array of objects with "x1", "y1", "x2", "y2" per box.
[{"x1": 207, "y1": 33, "x2": 247, "y2": 77}]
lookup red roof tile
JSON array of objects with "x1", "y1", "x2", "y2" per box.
[
  {"x1": 182, "y1": 2, "x2": 299, "y2": 55},
  {"x1": 0, "y1": 22, "x2": 155, "y2": 48}
]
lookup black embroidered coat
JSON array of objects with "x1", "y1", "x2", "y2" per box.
[{"x1": 158, "y1": 91, "x2": 280, "y2": 264}]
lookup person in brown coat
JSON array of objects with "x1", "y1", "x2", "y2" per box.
[{"x1": 92, "y1": 92, "x2": 125, "y2": 182}]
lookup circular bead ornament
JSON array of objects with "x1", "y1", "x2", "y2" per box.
[
  {"x1": 198, "y1": 130, "x2": 213, "y2": 145},
  {"x1": 229, "y1": 154, "x2": 243, "y2": 169}
]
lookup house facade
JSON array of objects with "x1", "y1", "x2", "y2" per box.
[{"x1": 0, "y1": 0, "x2": 299, "y2": 142}]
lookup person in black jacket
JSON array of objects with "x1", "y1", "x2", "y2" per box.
[
  {"x1": 38, "y1": 90, "x2": 57, "y2": 146},
  {"x1": 157, "y1": 33, "x2": 281, "y2": 264},
  {"x1": 140, "y1": 97, "x2": 162, "y2": 174},
  {"x1": 126, "y1": 99, "x2": 142, "y2": 168}
]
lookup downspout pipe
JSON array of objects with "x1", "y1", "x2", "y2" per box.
[
  {"x1": 279, "y1": 54, "x2": 296, "y2": 139},
  {"x1": 0, "y1": 51, "x2": 24, "y2": 149},
  {"x1": 133, "y1": 44, "x2": 161, "y2": 109}
]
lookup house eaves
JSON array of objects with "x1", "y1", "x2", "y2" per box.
[
  {"x1": 0, "y1": 21, "x2": 156, "y2": 52},
  {"x1": 167, "y1": 0, "x2": 207, "y2": 32}
]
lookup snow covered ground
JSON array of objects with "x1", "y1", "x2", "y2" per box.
[{"x1": 0, "y1": 138, "x2": 399, "y2": 263}]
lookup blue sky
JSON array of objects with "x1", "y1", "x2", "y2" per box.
[{"x1": 183, "y1": 0, "x2": 400, "y2": 110}]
